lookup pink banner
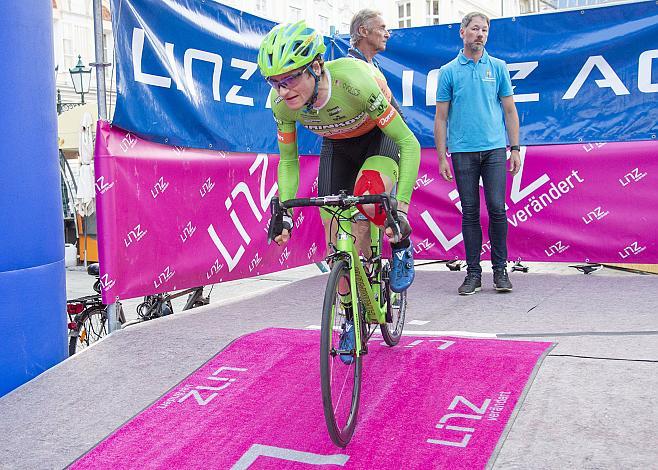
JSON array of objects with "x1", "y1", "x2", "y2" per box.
[
  {"x1": 410, "y1": 142, "x2": 657, "y2": 264},
  {"x1": 95, "y1": 121, "x2": 657, "y2": 301},
  {"x1": 94, "y1": 122, "x2": 326, "y2": 303}
]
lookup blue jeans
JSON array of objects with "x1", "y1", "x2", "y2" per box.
[{"x1": 451, "y1": 148, "x2": 508, "y2": 275}]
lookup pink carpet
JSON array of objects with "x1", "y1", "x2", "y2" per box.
[{"x1": 71, "y1": 328, "x2": 553, "y2": 469}]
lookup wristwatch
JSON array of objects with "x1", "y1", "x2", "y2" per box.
[{"x1": 510, "y1": 145, "x2": 520, "y2": 151}]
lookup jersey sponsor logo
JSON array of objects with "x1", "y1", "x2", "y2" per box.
[
  {"x1": 305, "y1": 112, "x2": 367, "y2": 132},
  {"x1": 327, "y1": 106, "x2": 343, "y2": 116},
  {"x1": 377, "y1": 104, "x2": 397, "y2": 128},
  {"x1": 277, "y1": 130, "x2": 296, "y2": 144},
  {"x1": 367, "y1": 92, "x2": 386, "y2": 114},
  {"x1": 342, "y1": 81, "x2": 360, "y2": 96}
]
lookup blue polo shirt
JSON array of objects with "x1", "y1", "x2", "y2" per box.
[{"x1": 436, "y1": 49, "x2": 513, "y2": 153}]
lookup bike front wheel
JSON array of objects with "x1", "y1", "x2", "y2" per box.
[
  {"x1": 380, "y1": 260, "x2": 407, "y2": 346},
  {"x1": 320, "y1": 259, "x2": 362, "y2": 447}
]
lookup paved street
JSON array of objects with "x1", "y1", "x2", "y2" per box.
[{"x1": 0, "y1": 261, "x2": 654, "y2": 468}]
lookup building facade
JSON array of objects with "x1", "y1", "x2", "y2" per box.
[
  {"x1": 381, "y1": 0, "x2": 521, "y2": 28},
  {"x1": 216, "y1": 0, "x2": 372, "y2": 35},
  {"x1": 519, "y1": 0, "x2": 639, "y2": 14},
  {"x1": 52, "y1": 0, "x2": 114, "y2": 114}
]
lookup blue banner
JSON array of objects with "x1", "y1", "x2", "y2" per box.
[{"x1": 111, "y1": 0, "x2": 658, "y2": 153}]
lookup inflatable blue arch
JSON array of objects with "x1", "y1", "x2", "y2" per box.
[{"x1": 0, "y1": 1, "x2": 67, "y2": 397}]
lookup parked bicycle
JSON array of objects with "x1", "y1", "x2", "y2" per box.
[
  {"x1": 67, "y1": 264, "x2": 211, "y2": 354},
  {"x1": 272, "y1": 192, "x2": 407, "y2": 447},
  {"x1": 129, "y1": 286, "x2": 211, "y2": 326},
  {"x1": 67, "y1": 263, "x2": 125, "y2": 356}
]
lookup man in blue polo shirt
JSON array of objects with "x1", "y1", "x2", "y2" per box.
[{"x1": 434, "y1": 11, "x2": 521, "y2": 295}]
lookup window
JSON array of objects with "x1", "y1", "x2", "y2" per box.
[
  {"x1": 398, "y1": 1, "x2": 411, "y2": 28},
  {"x1": 319, "y1": 15, "x2": 329, "y2": 35},
  {"x1": 67, "y1": 0, "x2": 89, "y2": 14},
  {"x1": 426, "y1": 0, "x2": 439, "y2": 25},
  {"x1": 519, "y1": 0, "x2": 531, "y2": 13},
  {"x1": 289, "y1": 6, "x2": 301, "y2": 22},
  {"x1": 62, "y1": 23, "x2": 75, "y2": 69}
]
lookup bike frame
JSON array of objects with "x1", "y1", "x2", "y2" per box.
[{"x1": 331, "y1": 209, "x2": 387, "y2": 358}]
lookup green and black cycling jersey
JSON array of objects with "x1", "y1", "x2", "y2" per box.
[{"x1": 270, "y1": 58, "x2": 420, "y2": 204}]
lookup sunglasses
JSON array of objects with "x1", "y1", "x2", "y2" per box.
[{"x1": 266, "y1": 65, "x2": 309, "y2": 91}]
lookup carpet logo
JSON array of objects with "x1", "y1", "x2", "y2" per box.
[
  {"x1": 172, "y1": 366, "x2": 248, "y2": 408},
  {"x1": 427, "y1": 395, "x2": 493, "y2": 448},
  {"x1": 486, "y1": 391, "x2": 511, "y2": 421}
]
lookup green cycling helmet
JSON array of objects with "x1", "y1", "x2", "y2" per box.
[{"x1": 258, "y1": 20, "x2": 327, "y2": 77}]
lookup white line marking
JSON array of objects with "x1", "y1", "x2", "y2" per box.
[
  {"x1": 408, "y1": 320, "x2": 430, "y2": 326},
  {"x1": 305, "y1": 325, "x2": 497, "y2": 338}
]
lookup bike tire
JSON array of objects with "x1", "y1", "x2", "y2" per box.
[
  {"x1": 69, "y1": 306, "x2": 107, "y2": 355},
  {"x1": 320, "y1": 259, "x2": 362, "y2": 448},
  {"x1": 380, "y1": 260, "x2": 407, "y2": 346}
]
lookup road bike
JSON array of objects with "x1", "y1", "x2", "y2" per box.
[{"x1": 272, "y1": 192, "x2": 407, "y2": 447}]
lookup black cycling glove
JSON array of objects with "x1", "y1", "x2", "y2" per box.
[{"x1": 267, "y1": 197, "x2": 294, "y2": 244}]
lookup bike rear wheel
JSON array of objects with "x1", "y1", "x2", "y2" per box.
[
  {"x1": 69, "y1": 306, "x2": 107, "y2": 355},
  {"x1": 380, "y1": 260, "x2": 407, "y2": 346},
  {"x1": 320, "y1": 259, "x2": 362, "y2": 447}
]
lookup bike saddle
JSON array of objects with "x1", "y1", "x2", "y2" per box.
[{"x1": 87, "y1": 263, "x2": 100, "y2": 277}]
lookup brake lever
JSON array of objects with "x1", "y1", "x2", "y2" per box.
[
  {"x1": 382, "y1": 195, "x2": 402, "y2": 244},
  {"x1": 267, "y1": 197, "x2": 281, "y2": 245}
]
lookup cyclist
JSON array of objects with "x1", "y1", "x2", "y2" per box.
[{"x1": 258, "y1": 21, "x2": 420, "y2": 359}]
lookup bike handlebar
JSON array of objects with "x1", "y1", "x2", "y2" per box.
[
  {"x1": 271, "y1": 192, "x2": 406, "y2": 243},
  {"x1": 280, "y1": 193, "x2": 392, "y2": 210}
]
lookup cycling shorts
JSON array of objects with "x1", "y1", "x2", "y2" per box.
[{"x1": 318, "y1": 126, "x2": 400, "y2": 198}]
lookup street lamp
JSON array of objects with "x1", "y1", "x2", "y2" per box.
[
  {"x1": 69, "y1": 55, "x2": 92, "y2": 104},
  {"x1": 57, "y1": 55, "x2": 93, "y2": 115}
]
